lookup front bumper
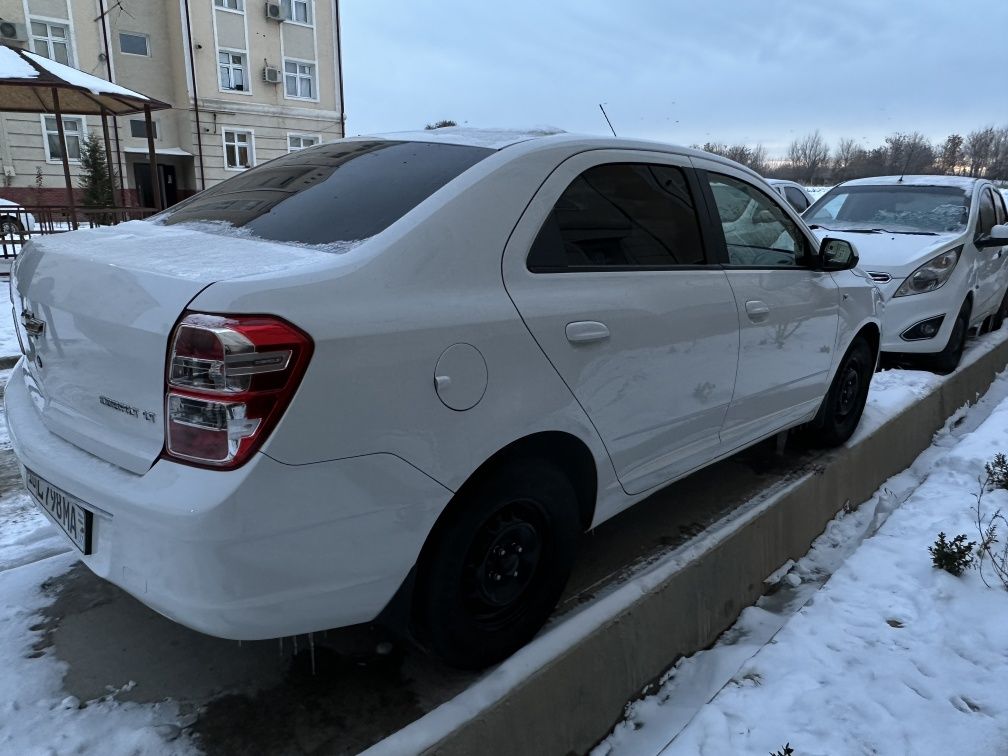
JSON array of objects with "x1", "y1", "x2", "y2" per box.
[
  {"x1": 876, "y1": 278, "x2": 967, "y2": 354},
  {"x1": 5, "y1": 361, "x2": 452, "y2": 639}
]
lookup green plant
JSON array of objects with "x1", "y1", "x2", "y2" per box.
[
  {"x1": 929, "y1": 532, "x2": 975, "y2": 576},
  {"x1": 77, "y1": 133, "x2": 115, "y2": 210},
  {"x1": 771, "y1": 744, "x2": 794, "y2": 756},
  {"x1": 985, "y1": 453, "x2": 1008, "y2": 490},
  {"x1": 32, "y1": 166, "x2": 44, "y2": 206},
  {"x1": 974, "y1": 455, "x2": 1008, "y2": 590}
]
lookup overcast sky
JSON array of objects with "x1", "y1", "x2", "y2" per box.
[{"x1": 340, "y1": 1, "x2": 1008, "y2": 155}]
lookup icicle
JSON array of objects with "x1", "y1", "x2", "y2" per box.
[{"x1": 308, "y1": 632, "x2": 316, "y2": 676}]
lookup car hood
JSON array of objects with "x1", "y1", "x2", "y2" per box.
[{"x1": 811, "y1": 229, "x2": 965, "y2": 278}]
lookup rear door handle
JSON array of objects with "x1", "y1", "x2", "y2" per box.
[
  {"x1": 745, "y1": 300, "x2": 770, "y2": 323},
  {"x1": 565, "y1": 321, "x2": 610, "y2": 344}
]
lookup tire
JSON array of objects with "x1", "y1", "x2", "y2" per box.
[
  {"x1": 804, "y1": 335, "x2": 874, "y2": 447},
  {"x1": 922, "y1": 301, "x2": 970, "y2": 375},
  {"x1": 991, "y1": 289, "x2": 1008, "y2": 332},
  {"x1": 413, "y1": 458, "x2": 581, "y2": 669},
  {"x1": 0, "y1": 216, "x2": 23, "y2": 237}
]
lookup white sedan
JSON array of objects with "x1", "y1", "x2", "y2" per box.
[
  {"x1": 805, "y1": 176, "x2": 1008, "y2": 373},
  {"x1": 767, "y1": 179, "x2": 815, "y2": 213},
  {"x1": 6, "y1": 131, "x2": 880, "y2": 668},
  {"x1": 0, "y1": 198, "x2": 36, "y2": 237}
]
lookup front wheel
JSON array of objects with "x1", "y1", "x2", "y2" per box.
[
  {"x1": 413, "y1": 458, "x2": 581, "y2": 669},
  {"x1": 921, "y1": 301, "x2": 969, "y2": 375},
  {"x1": 804, "y1": 335, "x2": 874, "y2": 447},
  {"x1": 991, "y1": 289, "x2": 1008, "y2": 332}
]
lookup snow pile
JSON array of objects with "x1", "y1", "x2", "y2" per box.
[
  {"x1": 0, "y1": 310, "x2": 20, "y2": 360},
  {"x1": 598, "y1": 372, "x2": 1008, "y2": 756},
  {"x1": 0, "y1": 46, "x2": 39, "y2": 79}
]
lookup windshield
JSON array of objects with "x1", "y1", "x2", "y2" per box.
[
  {"x1": 155, "y1": 140, "x2": 494, "y2": 246},
  {"x1": 805, "y1": 184, "x2": 970, "y2": 234}
]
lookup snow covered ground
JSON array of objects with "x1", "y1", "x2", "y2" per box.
[
  {"x1": 595, "y1": 369, "x2": 1008, "y2": 755},
  {"x1": 0, "y1": 307, "x2": 21, "y2": 361}
]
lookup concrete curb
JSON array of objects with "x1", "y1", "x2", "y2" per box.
[{"x1": 383, "y1": 338, "x2": 1008, "y2": 756}]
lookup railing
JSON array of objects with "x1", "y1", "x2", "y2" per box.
[{"x1": 0, "y1": 205, "x2": 158, "y2": 263}]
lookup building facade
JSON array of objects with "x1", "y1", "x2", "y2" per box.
[{"x1": 0, "y1": 0, "x2": 344, "y2": 207}]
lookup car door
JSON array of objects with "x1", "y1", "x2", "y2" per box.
[
  {"x1": 974, "y1": 186, "x2": 1004, "y2": 317},
  {"x1": 694, "y1": 161, "x2": 840, "y2": 449},
  {"x1": 502, "y1": 151, "x2": 740, "y2": 495}
]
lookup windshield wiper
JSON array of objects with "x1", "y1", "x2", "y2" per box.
[{"x1": 880, "y1": 229, "x2": 939, "y2": 236}]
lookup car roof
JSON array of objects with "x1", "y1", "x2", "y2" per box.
[
  {"x1": 837, "y1": 175, "x2": 983, "y2": 191},
  {"x1": 354, "y1": 127, "x2": 764, "y2": 180}
]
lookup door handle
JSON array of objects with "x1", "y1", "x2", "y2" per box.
[
  {"x1": 565, "y1": 321, "x2": 610, "y2": 344},
  {"x1": 745, "y1": 300, "x2": 770, "y2": 323}
]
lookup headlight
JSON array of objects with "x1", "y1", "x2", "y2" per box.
[{"x1": 894, "y1": 246, "x2": 962, "y2": 297}]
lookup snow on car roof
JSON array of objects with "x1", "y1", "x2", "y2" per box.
[
  {"x1": 360, "y1": 126, "x2": 566, "y2": 150},
  {"x1": 840, "y1": 175, "x2": 981, "y2": 190}
]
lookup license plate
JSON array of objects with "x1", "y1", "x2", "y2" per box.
[{"x1": 25, "y1": 468, "x2": 93, "y2": 554}]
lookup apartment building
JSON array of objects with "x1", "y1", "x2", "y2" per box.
[{"x1": 0, "y1": 0, "x2": 344, "y2": 207}]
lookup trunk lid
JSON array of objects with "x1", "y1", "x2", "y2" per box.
[{"x1": 12, "y1": 220, "x2": 329, "y2": 474}]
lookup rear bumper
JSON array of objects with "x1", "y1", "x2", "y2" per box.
[{"x1": 5, "y1": 361, "x2": 451, "y2": 639}]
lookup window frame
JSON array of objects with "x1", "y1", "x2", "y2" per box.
[
  {"x1": 118, "y1": 31, "x2": 150, "y2": 57},
  {"x1": 700, "y1": 169, "x2": 817, "y2": 270},
  {"x1": 214, "y1": 0, "x2": 244, "y2": 12},
  {"x1": 222, "y1": 128, "x2": 255, "y2": 171},
  {"x1": 40, "y1": 114, "x2": 86, "y2": 164},
  {"x1": 526, "y1": 160, "x2": 713, "y2": 274},
  {"x1": 283, "y1": 58, "x2": 318, "y2": 101},
  {"x1": 286, "y1": 133, "x2": 320, "y2": 152},
  {"x1": 129, "y1": 119, "x2": 157, "y2": 140},
  {"x1": 30, "y1": 17, "x2": 73, "y2": 67},
  {"x1": 218, "y1": 49, "x2": 251, "y2": 95},
  {"x1": 281, "y1": 0, "x2": 314, "y2": 25}
]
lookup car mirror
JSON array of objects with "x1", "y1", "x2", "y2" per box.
[
  {"x1": 975, "y1": 223, "x2": 1008, "y2": 248},
  {"x1": 819, "y1": 237, "x2": 859, "y2": 271}
]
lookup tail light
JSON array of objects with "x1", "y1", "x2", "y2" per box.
[{"x1": 164, "y1": 312, "x2": 313, "y2": 469}]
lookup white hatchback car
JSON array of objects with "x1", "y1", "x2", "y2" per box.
[
  {"x1": 7, "y1": 131, "x2": 881, "y2": 668},
  {"x1": 805, "y1": 176, "x2": 1008, "y2": 373},
  {"x1": 767, "y1": 179, "x2": 815, "y2": 213}
]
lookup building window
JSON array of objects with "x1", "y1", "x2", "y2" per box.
[
  {"x1": 129, "y1": 119, "x2": 157, "y2": 139},
  {"x1": 43, "y1": 116, "x2": 85, "y2": 162},
  {"x1": 119, "y1": 32, "x2": 149, "y2": 56},
  {"x1": 214, "y1": 0, "x2": 243, "y2": 10},
  {"x1": 219, "y1": 51, "x2": 247, "y2": 92},
  {"x1": 287, "y1": 134, "x2": 319, "y2": 152},
  {"x1": 223, "y1": 130, "x2": 253, "y2": 169},
  {"x1": 281, "y1": 0, "x2": 312, "y2": 24},
  {"x1": 284, "y1": 60, "x2": 315, "y2": 99},
  {"x1": 31, "y1": 20, "x2": 72, "y2": 66}
]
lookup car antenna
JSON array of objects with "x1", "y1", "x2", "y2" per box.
[
  {"x1": 599, "y1": 103, "x2": 618, "y2": 137},
  {"x1": 898, "y1": 142, "x2": 918, "y2": 183}
]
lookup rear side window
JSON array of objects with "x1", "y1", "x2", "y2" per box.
[
  {"x1": 527, "y1": 163, "x2": 705, "y2": 271},
  {"x1": 156, "y1": 140, "x2": 493, "y2": 246},
  {"x1": 783, "y1": 186, "x2": 809, "y2": 212}
]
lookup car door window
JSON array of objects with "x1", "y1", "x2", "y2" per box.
[
  {"x1": 527, "y1": 163, "x2": 706, "y2": 271},
  {"x1": 993, "y1": 188, "x2": 1007, "y2": 226},
  {"x1": 784, "y1": 186, "x2": 810, "y2": 212},
  {"x1": 978, "y1": 189, "x2": 996, "y2": 236},
  {"x1": 707, "y1": 173, "x2": 810, "y2": 267}
]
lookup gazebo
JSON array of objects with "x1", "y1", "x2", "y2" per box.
[{"x1": 0, "y1": 42, "x2": 172, "y2": 227}]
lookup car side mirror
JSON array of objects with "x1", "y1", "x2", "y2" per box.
[
  {"x1": 819, "y1": 237, "x2": 859, "y2": 271},
  {"x1": 975, "y1": 223, "x2": 1008, "y2": 248}
]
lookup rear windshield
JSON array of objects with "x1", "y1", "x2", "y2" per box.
[
  {"x1": 805, "y1": 184, "x2": 970, "y2": 234},
  {"x1": 155, "y1": 140, "x2": 494, "y2": 246}
]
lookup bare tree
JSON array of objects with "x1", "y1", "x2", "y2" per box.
[
  {"x1": 882, "y1": 132, "x2": 935, "y2": 175},
  {"x1": 697, "y1": 142, "x2": 769, "y2": 175},
  {"x1": 786, "y1": 131, "x2": 830, "y2": 184},
  {"x1": 965, "y1": 127, "x2": 997, "y2": 177},
  {"x1": 937, "y1": 134, "x2": 965, "y2": 175},
  {"x1": 832, "y1": 138, "x2": 862, "y2": 182}
]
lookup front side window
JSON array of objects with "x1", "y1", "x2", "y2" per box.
[
  {"x1": 43, "y1": 116, "x2": 84, "y2": 161},
  {"x1": 528, "y1": 163, "x2": 706, "y2": 271},
  {"x1": 284, "y1": 60, "x2": 315, "y2": 99},
  {"x1": 31, "y1": 20, "x2": 72, "y2": 66},
  {"x1": 978, "y1": 189, "x2": 996, "y2": 236},
  {"x1": 994, "y1": 189, "x2": 1007, "y2": 226},
  {"x1": 287, "y1": 134, "x2": 319, "y2": 152},
  {"x1": 281, "y1": 0, "x2": 312, "y2": 23},
  {"x1": 119, "y1": 32, "x2": 149, "y2": 56},
  {"x1": 784, "y1": 186, "x2": 809, "y2": 212},
  {"x1": 708, "y1": 174, "x2": 808, "y2": 267},
  {"x1": 158, "y1": 140, "x2": 493, "y2": 246},
  {"x1": 806, "y1": 184, "x2": 970, "y2": 234},
  {"x1": 219, "y1": 50, "x2": 247, "y2": 91},
  {"x1": 223, "y1": 130, "x2": 253, "y2": 169}
]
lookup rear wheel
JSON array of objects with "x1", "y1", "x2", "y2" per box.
[
  {"x1": 0, "y1": 216, "x2": 24, "y2": 237},
  {"x1": 991, "y1": 289, "x2": 1008, "y2": 331},
  {"x1": 804, "y1": 335, "x2": 874, "y2": 447},
  {"x1": 413, "y1": 458, "x2": 580, "y2": 669},
  {"x1": 922, "y1": 301, "x2": 970, "y2": 374}
]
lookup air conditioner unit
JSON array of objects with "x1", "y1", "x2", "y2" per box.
[
  {"x1": 264, "y1": 2, "x2": 284, "y2": 21},
  {"x1": 0, "y1": 20, "x2": 28, "y2": 42},
  {"x1": 263, "y1": 65, "x2": 281, "y2": 84}
]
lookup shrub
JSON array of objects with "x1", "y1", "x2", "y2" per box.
[
  {"x1": 929, "y1": 532, "x2": 975, "y2": 576},
  {"x1": 771, "y1": 744, "x2": 794, "y2": 756}
]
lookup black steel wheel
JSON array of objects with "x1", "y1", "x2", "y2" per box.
[
  {"x1": 805, "y1": 335, "x2": 874, "y2": 447},
  {"x1": 922, "y1": 301, "x2": 970, "y2": 375},
  {"x1": 413, "y1": 458, "x2": 581, "y2": 669},
  {"x1": 0, "y1": 216, "x2": 23, "y2": 237}
]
